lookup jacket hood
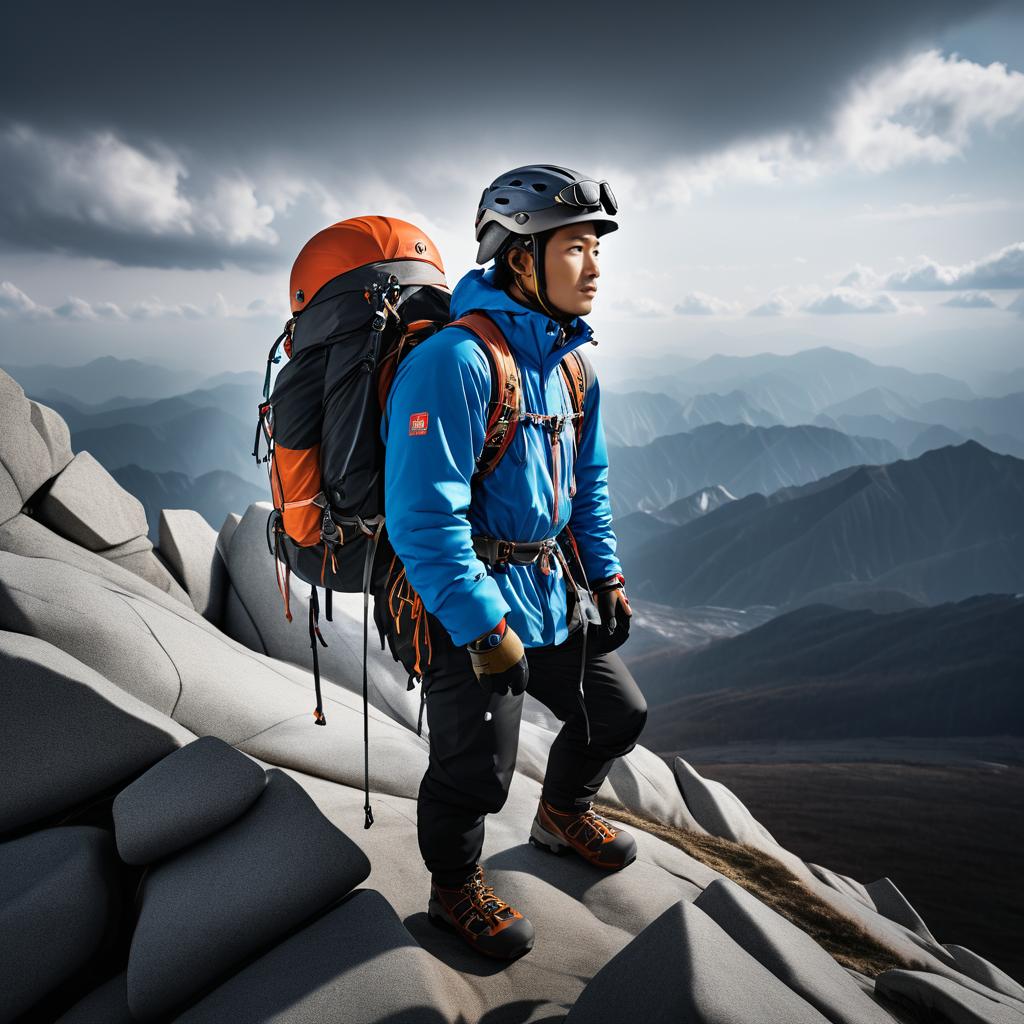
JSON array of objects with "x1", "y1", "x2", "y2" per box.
[{"x1": 448, "y1": 266, "x2": 594, "y2": 370}]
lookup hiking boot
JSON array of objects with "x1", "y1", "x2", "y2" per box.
[
  {"x1": 529, "y1": 797, "x2": 637, "y2": 870},
  {"x1": 427, "y1": 863, "x2": 535, "y2": 961}
]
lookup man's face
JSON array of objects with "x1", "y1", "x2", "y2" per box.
[{"x1": 541, "y1": 222, "x2": 601, "y2": 318}]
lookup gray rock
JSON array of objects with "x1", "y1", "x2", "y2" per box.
[
  {"x1": 672, "y1": 756, "x2": 820, "y2": 886},
  {"x1": 0, "y1": 512, "x2": 199, "y2": 617},
  {"x1": 603, "y1": 739, "x2": 710, "y2": 832},
  {"x1": 126, "y1": 768, "x2": 371, "y2": 1021},
  {"x1": 158, "y1": 508, "x2": 228, "y2": 622},
  {"x1": 176, "y1": 889, "x2": 458, "y2": 1024},
  {"x1": 802, "y1": 870, "x2": 964, "y2": 976},
  {"x1": 866, "y1": 876, "x2": 940, "y2": 946},
  {"x1": 215, "y1": 511, "x2": 241, "y2": 565},
  {"x1": 806, "y1": 862, "x2": 878, "y2": 910},
  {"x1": 37, "y1": 450, "x2": 149, "y2": 550},
  {"x1": 564, "y1": 897, "x2": 831, "y2": 1022},
  {"x1": 0, "y1": 548, "x2": 186, "y2": 716},
  {"x1": 97, "y1": 532, "x2": 192, "y2": 606},
  {"x1": 0, "y1": 827, "x2": 119, "y2": 1021},
  {"x1": 673, "y1": 755, "x2": 777, "y2": 845},
  {"x1": 0, "y1": 630, "x2": 189, "y2": 835},
  {"x1": 875, "y1": 968, "x2": 1024, "y2": 1023},
  {"x1": 695, "y1": 876, "x2": 897, "y2": 1023},
  {"x1": 0, "y1": 369, "x2": 55, "y2": 527},
  {"x1": 0, "y1": 542, "x2": 429, "y2": 799},
  {"x1": 28, "y1": 399, "x2": 74, "y2": 478},
  {"x1": 943, "y1": 945, "x2": 1024, "y2": 1005},
  {"x1": 0, "y1": 460, "x2": 20, "y2": 533},
  {"x1": 223, "y1": 580, "x2": 268, "y2": 653},
  {"x1": 292, "y1": 760, "x2": 711, "y2": 1003},
  {"x1": 113, "y1": 736, "x2": 267, "y2": 865}
]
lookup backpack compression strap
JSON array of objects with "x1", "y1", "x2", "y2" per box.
[{"x1": 447, "y1": 312, "x2": 522, "y2": 480}]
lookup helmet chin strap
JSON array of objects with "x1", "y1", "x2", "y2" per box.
[{"x1": 511, "y1": 235, "x2": 571, "y2": 324}]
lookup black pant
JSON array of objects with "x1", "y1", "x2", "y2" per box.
[{"x1": 417, "y1": 608, "x2": 648, "y2": 887}]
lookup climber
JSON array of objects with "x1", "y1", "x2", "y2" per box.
[{"x1": 381, "y1": 165, "x2": 648, "y2": 961}]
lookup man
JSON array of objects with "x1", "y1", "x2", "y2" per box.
[{"x1": 380, "y1": 165, "x2": 647, "y2": 961}]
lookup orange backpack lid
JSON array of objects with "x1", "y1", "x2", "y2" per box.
[{"x1": 289, "y1": 216, "x2": 447, "y2": 314}]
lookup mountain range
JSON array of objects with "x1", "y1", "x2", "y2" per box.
[
  {"x1": 613, "y1": 346, "x2": 973, "y2": 419},
  {"x1": 41, "y1": 383, "x2": 266, "y2": 485},
  {"x1": 607, "y1": 421, "x2": 900, "y2": 515},
  {"x1": 639, "y1": 593, "x2": 1024, "y2": 749},
  {"x1": 112, "y1": 465, "x2": 266, "y2": 543},
  {"x1": 1, "y1": 355, "x2": 213, "y2": 405},
  {"x1": 601, "y1": 389, "x2": 781, "y2": 446},
  {"x1": 620, "y1": 441, "x2": 1024, "y2": 612},
  {"x1": 813, "y1": 387, "x2": 1024, "y2": 459}
]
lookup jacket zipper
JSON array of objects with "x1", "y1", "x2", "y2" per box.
[{"x1": 549, "y1": 326, "x2": 566, "y2": 527}]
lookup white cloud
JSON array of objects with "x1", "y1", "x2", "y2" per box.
[
  {"x1": 651, "y1": 134, "x2": 817, "y2": 207},
  {"x1": 834, "y1": 49, "x2": 1024, "y2": 173},
  {"x1": 0, "y1": 281, "x2": 280, "y2": 323},
  {"x1": 638, "y1": 49, "x2": 1024, "y2": 208},
  {"x1": 747, "y1": 294, "x2": 794, "y2": 317},
  {"x1": 1008, "y1": 292, "x2": 1024, "y2": 316},
  {"x1": 839, "y1": 264, "x2": 885, "y2": 289},
  {"x1": 610, "y1": 296, "x2": 671, "y2": 318},
  {"x1": 126, "y1": 297, "x2": 207, "y2": 320},
  {"x1": 3, "y1": 124, "x2": 193, "y2": 235},
  {"x1": 0, "y1": 280, "x2": 52, "y2": 318},
  {"x1": 0, "y1": 123, "x2": 281, "y2": 263},
  {"x1": 53, "y1": 296, "x2": 128, "y2": 321},
  {"x1": 883, "y1": 241, "x2": 1024, "y2": 290},
  {"x1": 856, "y1": 196, "x2": 1017, "y2": 221},
  {"x1": 802, "y1": 288, "x2": 914, "y2": 315},
  {"x1": 673, "y1": 291, "x2": 740, "y2": 316},
  {"x1": 194, "y1": 177, "x2": 277, "y2": 246},
  {"x1": 941, "y1": 291, "x2": 998, "y2": 309}
]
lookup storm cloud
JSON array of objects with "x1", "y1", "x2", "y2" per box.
[
  {"x1": 0, "y1": 1, "x2": 999, "y2": 157},
  {"x1": 0, "y1": 0, "x2": 1009, "y2": 269}
]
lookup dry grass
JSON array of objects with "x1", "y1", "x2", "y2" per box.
[{"x1": 592, "y1": 798, "x2": 921, "y2": 978}]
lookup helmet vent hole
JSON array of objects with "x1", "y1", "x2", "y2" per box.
[
  {"x1": 531, "y1": 183, "x2": 547, "y2": 192},
  {"x1": 508, "y1": 179, "x2": 523, "y2": 186},
  {"x1": 495, "y1": 197, "x2": 510, "y2": 205}
]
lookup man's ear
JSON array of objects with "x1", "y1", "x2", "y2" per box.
[{"x1": 506, "y1": 245, "x2": 533, "y2": 277}]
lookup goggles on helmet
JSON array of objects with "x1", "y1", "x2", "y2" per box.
[{"x1": 553, "y1": 179, "x2": 618, "y2": 216}]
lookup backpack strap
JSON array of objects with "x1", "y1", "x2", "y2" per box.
[
  {"x1": 446, "y1": 312, "x2": 522, "y2": 480},
  {"x1": 558, "y1": 346, "x2": 592, "y2": 453},
  {"x1": 375, "y1": 318, "x2": 442, "y2": 414}
]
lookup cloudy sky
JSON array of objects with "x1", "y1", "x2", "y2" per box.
[{"x1": 1, "y1": 0, "x2": 1022, "y2": 385}]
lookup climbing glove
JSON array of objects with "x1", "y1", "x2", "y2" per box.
[
  {"x1": 466, "y1": 617, "x2": 530, "y2": 696},
  {"x1": 591, "y1": 573, "x2": 632, "y2": 653}
]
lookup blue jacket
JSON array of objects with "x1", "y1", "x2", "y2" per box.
[{"x1": 380, "y1": 265, "x2": 622, "y2": 648}]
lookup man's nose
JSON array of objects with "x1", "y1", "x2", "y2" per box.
[{"x1": 585, "y1": 253, "x2": 600, "y2": 278}]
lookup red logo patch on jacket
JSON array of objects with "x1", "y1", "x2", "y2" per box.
[{"x1": 409, "y1": 411, "x2": 429, "y2": 436}]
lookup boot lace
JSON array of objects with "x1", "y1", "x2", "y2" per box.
[
  {"x1": 567, "y1": 803, "x2": 619, "y2": 843},
  {"x1": 462, "y1": 866, "x2": 512, "y2": 927}
]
